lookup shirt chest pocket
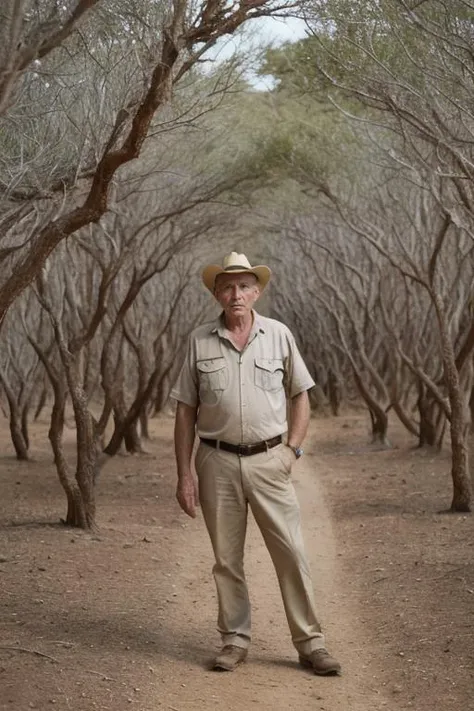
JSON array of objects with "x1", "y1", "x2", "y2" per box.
[
  {"x1": 254, "y1": 358, "x2": 284, "y2": 392},
  {"x1": 197, "y1": 358, "x2": 229, "y2": 404}
]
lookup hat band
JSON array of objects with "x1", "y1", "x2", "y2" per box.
[{"x1": 224, "y1": 265, "x2": 252, "y2": 272}]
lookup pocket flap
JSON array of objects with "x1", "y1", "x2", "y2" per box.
[
  {"x1": 197, "y1": 358, "x2": 226, "y2": 373},
  {"x1": 255, "y1": 358, "x2": 283, "y2": 373}
]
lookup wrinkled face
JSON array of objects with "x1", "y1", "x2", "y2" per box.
[{"x1": 214, "y1": 272, "x2": 261, "y2": 318}]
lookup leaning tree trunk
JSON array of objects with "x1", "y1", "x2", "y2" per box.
[
  {"x1": 21, "y1": 404, "x2": 30, "y2": 450},
  {"x1": 135, "y1": 345, "x2": 150, "y2": 440},
  {"x1": 124, "y1": 420, "x2": 144, "y2": 454},
  {"x1": 152, "y1": 366, "x2": 175, "y2": 415},
  {"x1": 0, "y1": 378, "x2": 29, "y2": 460},
  {"x1": 71, "y1": 386, "x2": 99, "y2": 529},
  {"x1": 469, "y1": 383, "x2": 474, "y2": 433},
  {"x1": 391, "y1": 400, "x2": 419, "y2": 440},
  {"x1": 28, "y1": 335, "x2": 92, "y2": 527},
  {"x1": 48, "y1": 381, "x2": 89, "y2": 528},
  {"x1": 9, "y1": 405, "x2": 29, "y2": 460},
  {"x1": 34, "y1": 385, "x2": 48, "y2": 421},
  {"x1": 104, "y1": 366, "x2": 163, "y2": 456},
  {"x1": 417, "y1": 385, "x2": 446, "y2": 449},
  {"x1": 327, "y1": 368, "x2": 342, "y2": 416},
  {"x1": 434, "y1": 295, "x2": 472, "y2": 512},
  {"x1": 152, "y1": 378, "x2": 167, "y2": 415},
  {"x1": 448, "y1": 389, "x2": 471, "y2": 512},
  {"x1": 352, "y1": 368, "x2": 391, "y2": 446},
  {"x1": 106, "y1": 394, "x2": 132, "y2": 456},
  {"x1": 368, "y1": 406, "x2": 390, "y2": 446},
  {"x1": 96, "y1": 395, "x2": 113, "y2": 441},
  {"x1": 139, "y1": 406, "x2": 150, "y2": 440},
  {"x1": 52, "y1": 327, "x2": 100, "y2": 530},
  {"x1": 105, "y1": 402, "x2": 144, "y2": 456}
]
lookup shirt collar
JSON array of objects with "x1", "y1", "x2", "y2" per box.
[{"x1": 211, "y1": 310, "x2": 265, "y2": 338}]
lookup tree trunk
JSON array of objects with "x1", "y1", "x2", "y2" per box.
[
  {"x1": 434, "y1": 404, "x2": 447, "y2": 450},
  {"x1": 327, "y1": 369, "x2": 342, "y2": 416},
  {"x1": 369, "y1": 408, "x2": 390, "y2": 446},
  {"x1": 48, "y1": 384, "x2": 88, "y2": 528},
  {"x1": 469, "y1": 383, "x2": 474, "y2": 433},
  {"x1": 21, "y1": 405, "x2": 30, "y2": 450},
  {"x1": 433, "y1": 295, "x2": 472, "y2": 512},
  {"x1": 34, "y1": 386, "x2": 48, "y2": 421},
  {"x1": 351, "y1": 367, "x2": 391, "y2": 446},
  {"x1": 140, "y1": 407, "x2": 150, "y2": 439},
  {"x1": 124, "y1": 420, "x2": 144, "y2": 453},
  {"x1": 63, "y1": 350, "x2": 99, "y2": 529},
  {"x1": 1, "y1": 379, "x2": 29, "y2": 460},
  {"x1": 417, "y1": 387, "x2": 440, "y2": 448},
  {"x1": 105, "y1": 406, "x2": 144, "y2": 456},
  {"x1": 104, "y1": 367, "x2": 162, "y2": 455},
  {"x1": 449, "y1": 400, "x2": 471, "y2": 512},
  {"x1": 72, "y1": 392, "x2": 99, "y2": 529},
  {"x1": 391, "y1": 400, "x2": 419, "y2": 439},
  {"x1": 9, "y1": 404, "x2": 29, "y2": 460},
  {"x1": 52, "y1": 343, "x2": 99, "y2": 529},
  {"x1": 153, "y1": 378, "x2": 167, "y2": 415},
  {"x1": 96, "y1": 396, "x2": 113, "y2": 439},
  {"x1": 152, "y1": 372, "x2": 173, "y2": 415},
  {"x1": 105, "y1": 394, "x2": 129, "y2": 456}
]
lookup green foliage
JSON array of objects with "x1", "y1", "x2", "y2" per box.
[{"x1": 262, "y1": 1, "x2": 474, "y2": 114}]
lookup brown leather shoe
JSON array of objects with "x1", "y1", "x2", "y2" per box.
[
  {"x1": 212, "y1": 645, "x2": 248, "y2": 671},
  {"x1": 299, "y1": 648, "x2": 341, "y2": 676}
]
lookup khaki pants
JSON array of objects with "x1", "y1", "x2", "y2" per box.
[{"x1": 195, "y1": 441, "x2": 325, "y2": 655}]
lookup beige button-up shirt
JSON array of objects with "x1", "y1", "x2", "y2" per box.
[{"x1": 171, "y1": 311, "x2": 315, "y2": 444}]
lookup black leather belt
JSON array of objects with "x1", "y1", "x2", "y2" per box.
[{"x1": 200, "y1": 435, "x2": 283, "y2": 457}]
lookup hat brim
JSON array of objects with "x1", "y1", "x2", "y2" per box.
[{"x1": 202, "y1": 264, "x2": 271, "y2": 294}]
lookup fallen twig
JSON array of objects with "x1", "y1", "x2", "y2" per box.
[
  {"x1": 0, "y1": 645, "x2": 58, "y2": 662},
  {"x1": 0, "y1": 646, "x2": 114, "y2": 680},
  {"x1": 80, "y1": 668, "x2": 115, "y2": 680}
]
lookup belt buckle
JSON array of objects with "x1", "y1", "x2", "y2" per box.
[{"x1": 239, "y1": 444, "x2": 250, "y2": 457}]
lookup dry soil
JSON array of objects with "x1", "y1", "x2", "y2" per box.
[{"x1": 0, "y1": 412, "x2": 473, "y2": 711}]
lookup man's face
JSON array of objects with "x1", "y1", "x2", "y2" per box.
[{"x1": 214, "y1": 272, "x2": 261, "y2": 317}]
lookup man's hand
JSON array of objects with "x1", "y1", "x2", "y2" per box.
[
  {"x1": 176, "y1": 473, "x2": 199, "y2": 518},
  {"x1": 174, "y1": 402, "x2": 199, "y2": 518}
]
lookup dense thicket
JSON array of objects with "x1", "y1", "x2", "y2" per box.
[{"x1": 2, "y1": 0, "x2": 473, "y2": 522}]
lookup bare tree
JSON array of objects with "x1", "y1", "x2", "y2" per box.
[
  {"x1": 258, "y1": 0, "x2": 474, "y2": 511},
  {"x1": 312, "y1": 167, "x2": 474, "y2": 511},
  {"x1": 0, "y1": 0, "x2": 100, "y2": 116},
  {"x1": 0, "y1": 0, "x2": 302, "y2": 328}
]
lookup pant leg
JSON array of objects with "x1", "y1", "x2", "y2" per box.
[
  {"x1": 195, "y1": 443, "x2": 251, "y2": 649},
  {"x1": 241, "y1": 445, "x2": 325, "y2": 655}
]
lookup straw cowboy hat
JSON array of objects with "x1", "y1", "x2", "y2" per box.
[{"x1": 202, "y1": 252, "x2": 271, "y2": 294}]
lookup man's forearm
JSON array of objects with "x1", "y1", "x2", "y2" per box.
[
  {"x1": 287, "y1": 390, "x2": 310, "y2": 448},
  {"x1": 174, "y1": 401, "x2": 198, "y2": 478}
]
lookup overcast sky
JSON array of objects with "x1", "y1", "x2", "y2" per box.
[
  {"x1": 256, "y1": 15, "x2": 308, "y2": 43},
  {"x1": 206, "y1": 15, "x2": 308, "y2": 89}
]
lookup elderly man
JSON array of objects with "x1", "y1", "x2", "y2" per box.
[{"x1": 171, "y1": 252, "x2": 341, "y2": 676}]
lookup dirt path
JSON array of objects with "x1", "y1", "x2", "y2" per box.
[
  {"x1": 150, "y1": 436, "x2": 392, "y2": 711},
  {"x1": 1, "y1": 414, "x2": 473, "y2": 710}
]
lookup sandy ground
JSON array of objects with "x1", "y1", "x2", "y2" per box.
[{"x1": 0, "y1": 412, "x2": 473, "y2": 711}]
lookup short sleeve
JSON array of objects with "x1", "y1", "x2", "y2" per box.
[
  {"x1": 170, "y1": 336, "x2": 198, "y2": 407},
  {"x1": 285, "y1": 330, "x2": 315, "y2": 398}
]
